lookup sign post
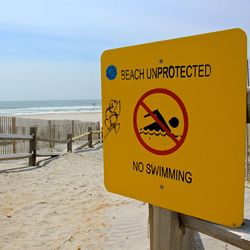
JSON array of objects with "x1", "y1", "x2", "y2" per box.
[
  {"x1": 101, "y1": 28, "x2": 247, "y2": 228},
  {"x1": 148, "y1": 205, "x2": 197, "y2": 249}
]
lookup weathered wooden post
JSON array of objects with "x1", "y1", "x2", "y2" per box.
[
  {"x1": 29, "y1": 127, "x2": 37, "y2": 166},
  {"x1": 12, "y1": 117, "x2": 17, "y2": 154},
  {"x1": 67, "y1": 133, "x2": 72, "y2": 152},
  {"x1": 88, "y1": 126, "x2": 93, "y2": 148},
  {"x1": 149, "y1": 205, "x2": 195, "y2": 250},
  {"x1": 101, "y1": 126, "x2": 103, "y2": 143},
  {"x1": 96, "y1": 121, "x2": 101, "y2": 143},
  {"x1": 48, "y1": 120, "x2": 53, "y2": 149},
  {"x1": 72, "y1": 120, "x2": 75, "y2": 138},
  {"x1": 52, "y1": 123, "x2": 56, "y2": 148}
]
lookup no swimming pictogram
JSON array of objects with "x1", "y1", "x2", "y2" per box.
[{"x1": 133, "y1": 88, "x2": 188, "y2": 155}]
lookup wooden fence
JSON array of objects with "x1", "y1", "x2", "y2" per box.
[
  {"x1": 0, "y1": 131, "x2": 33, "y2": 162},
  {"x1": 0, "y1": 116, "x2": 101, "y2": 156},
  {"x1": 0, "y1": 125, "x2": 102, "y2": 166}
]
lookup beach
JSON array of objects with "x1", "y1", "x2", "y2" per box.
[
  {"x1": 0, "y1": 149, "x2": 149, "y2": 250},
  {"x1": 0, "y1": 111, "x2": 150, "y2": 250},
  {"x1": 0, "y1": 112, "x2": 249, "y2": 249},
  {"x1": 18, "y1": 111, "x2": 102, "y2": 122}
]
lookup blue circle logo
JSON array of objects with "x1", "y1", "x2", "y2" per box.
[{"x1": 106, "y1": 65, "x2": 117, "y2": 80}]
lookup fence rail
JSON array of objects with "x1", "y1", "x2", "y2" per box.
[
  {"x1": 0, "y1": 153, "x2": 32, "y2": 161},
  {"x1": 0, "y1": 134, "x2": 33, "y2": 140},
  {"x1": 67, "y1": 126, "x2": 102, "y2": 152},
  {"x1": 36, "y1": 137, "x2": 68, "y2": 144},
  {"x1": 71, "y1": 132, "x2": 90, "y2": 142}
]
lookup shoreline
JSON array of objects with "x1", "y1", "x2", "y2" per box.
[{"x1": 15, "y1": 111, "x2": 102, "y2": 122}]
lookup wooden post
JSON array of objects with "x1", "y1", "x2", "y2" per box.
[
  {"x1": 88, "y1": 127, "x2": 93, "y2": 148},
  {"x1": 101, "y1": 126, "x2": 103, "y2": 143},
  {"x1": 48, "y1": 120, "x2": 53, "y2": 149},
  {"x1": 72, "y1": 120, "x2": 75, "y2": 138},
  {"x1": 96, "y1": 121, "x2": 101, "y2": 142},
  {"x1": 29, "y1": 127, "x2": 37, "y2": 166},
  {"x1": 149, "y1": 205, "x2": 195, "y2": 250},
  {"x1": 12, "y1": 117, "x2": 17, "y2": 154},
  {"x1": 67, "y1": 133, "x2": 72, "y2": 152},
  {"x1": 52, "y1": 123, "x2": 56, "y2": 148}
]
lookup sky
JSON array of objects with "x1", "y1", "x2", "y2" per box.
[{"x1": 0, "y1": 0, "x2": 249, "y2": 101}]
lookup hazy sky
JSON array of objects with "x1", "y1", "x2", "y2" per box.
[{"x1": 0, "y1": 0, "x2": 249, "y2": 101}]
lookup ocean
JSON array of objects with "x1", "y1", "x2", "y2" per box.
[{"x1": 0, "y1": 99, "x2": 101, "y2": 116}]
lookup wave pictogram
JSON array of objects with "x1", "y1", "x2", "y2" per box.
[{"x1": 139, "y1": 129, "x2": 168, "y2": 136}]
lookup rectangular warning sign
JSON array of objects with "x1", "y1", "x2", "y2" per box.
[{"x1": 101, "y1": 28, "x2": 247, "y2": 227}]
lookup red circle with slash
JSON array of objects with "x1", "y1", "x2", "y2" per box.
[{"x1": 133, "y1": 88, "x2": 188, "y2": 155}]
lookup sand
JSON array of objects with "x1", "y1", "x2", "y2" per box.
[
  {"x1": 0, "y1": 112, "x2": 250, "y2": 249},
  {"x1": 18, "y1": 111, "x2": 102, "y2": 122},
  {"x1": 0, "y1": 149, "x2": 149, "y2": 250},
  {"x1": 1, "y1": 112, "x2": 149, "y2": 249},
  {"x1": 1, "y1": 148, "x2": 249, "y2": 250}
]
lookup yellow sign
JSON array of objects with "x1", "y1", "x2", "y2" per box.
[{"x1": 101, "y1": 28, "x2": 247, "y2": 227}]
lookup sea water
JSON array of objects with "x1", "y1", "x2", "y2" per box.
[{"x1": 0, "y1": 99, "x2": 101, "y2": 116}]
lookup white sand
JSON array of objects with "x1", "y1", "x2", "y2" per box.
[
  {"x1": 0, "y1": 112, "x2": 249, "y2": 249},
  {"x1": 18, "y1": 111, "x2": 102, "y2": 122},
  {"x1": 1, "y1": 112, "x2": 149, "y2": 249},
  {"x1": 0, "y1": 149, "x2": 149, "y2": 250},
  {"x1": 1, "y1": 149, "x2": 249, "y2": 250}
]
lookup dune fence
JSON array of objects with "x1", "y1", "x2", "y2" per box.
[{"x1": 0, "y1": 116, "x2": 102, "y2": 164}]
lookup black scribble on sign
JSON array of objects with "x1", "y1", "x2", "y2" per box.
[{"x1": 104, "y1": 99, "x2": 121, "y2": 139}]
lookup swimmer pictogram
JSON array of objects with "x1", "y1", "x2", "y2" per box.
[
  {"x1": 140, "y1": 109, "x2": 179, "y2": 137},
  {"x1": 133, "y1": 88, "x2": 188, "y2": 155}
]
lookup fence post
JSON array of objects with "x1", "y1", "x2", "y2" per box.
[
  {"x1": 29, "y1": 127, "x2": 37, "y2": 166},
  {"x1": 96, "y1": 121, "x2": 101, "y2": 143},
  {"x1": 149, "y1": 205, "x2": 195, "y2": 250},
  {"x1": 52, "y1": 123, "x2": 56, "y2": 148},
  {"x1": 88, "y1": 127, "x2": 93, "y2": 148},
  {"x1": 72, "y1": 120, "x2": 75, "y2": 138},
  {"x1": 12, "y1": 117, "x2": 17, "y2": 154},
  {"x1": 67, "y1": 133, "x2": 72, "y2": 152},
  {"x1": 100, "y1": 126, "x2": 103, "y2": 143},
  {"x1": 48, "y1": 120, "x2": 53, "y2": 149}
]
